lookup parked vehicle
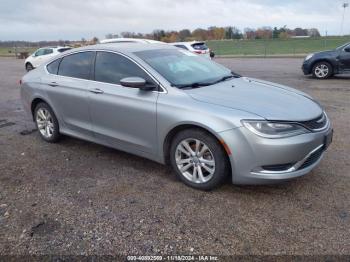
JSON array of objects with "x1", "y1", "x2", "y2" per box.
[
  {"x1": 21, "y1": 43, "x2": 333, "y2": 190},
  {"x1": 170, "y1": 41, "x2": 212, "y2": 59},
  {"x1": 302, "y1": 42, "x2": 350, "y2": 79},
  {"x1": 100, "y1": 38, "x2": 165, "y2": 44},
  {"x1": 25, "y1": 46, "x2": 72, "y2": 71}
]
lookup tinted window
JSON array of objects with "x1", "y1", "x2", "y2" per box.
[
  {"x1": 174, "y1": 45, "x2": 189, "y2": 50},
  {"x1": 94, "y1": 52, "x2": 153, "y2": 85},
  {"x1": 191, "y1": 43, "x2": 208, "y2": 50},
  {"x1": 47, "y1": 59, "x2": 61, "y2": 74},
  {"x1": 58, "y1": 52, "x2": 94, "y2": 80}
]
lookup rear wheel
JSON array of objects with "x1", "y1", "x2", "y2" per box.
[
  {"x1": 34, "y1": 102, "x2": 60, "y2": 143},
  {"x1": 170, "y1": 129, "x2": 229, "y2": 190},
  {"x1": 312, "y1": 61, "x2": 333, "y2": 79},
  {"x1": 26, "y1": 63, "x2": 34, "y2": 72}
]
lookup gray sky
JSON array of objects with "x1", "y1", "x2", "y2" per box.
[{"x1": 1, "y1": 0, "x2": 349, "y2": 41}]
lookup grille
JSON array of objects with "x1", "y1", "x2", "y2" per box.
[
  {"x1": 299, "y1": 113, "x2": 327, "y2": 131},
  {"x1": 299, "y1": 147, "x2": 324, "y2": 170}
]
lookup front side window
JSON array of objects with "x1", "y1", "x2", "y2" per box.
[
  {"x1": 94, "y1": 51, "x2": 154, "y2": 85},
  {"x1": 135, "y1": 49, "x2": 231, "y2": 87},
  {"x1": 58, "y1": 52, "x2": 94, "y2": 80},
  {"x1": 34, "y1": 49, "x2": 46, "y2": 57}
]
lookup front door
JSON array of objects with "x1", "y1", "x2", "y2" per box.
[
  {"x1": 89, "y1": 51, "x2": 159, "y2": 154},
  {"x1": 338, "y1": 44, "x2": 350, "y2": 71}
]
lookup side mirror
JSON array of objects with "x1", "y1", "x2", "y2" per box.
[{"x1": 120, "y1": 77, "x2": 155, "y2": 91}]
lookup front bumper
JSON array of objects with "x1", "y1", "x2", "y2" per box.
[
  {"x1": 220, "y1": 124, "x2": 333, "y2": 185},
  {"x1": 302, "y1": 61, "x2": 312, "y2": 75}
]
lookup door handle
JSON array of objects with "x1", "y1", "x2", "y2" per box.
[
  {"x1": 48, "y1": 82, "x2": 59, "y2": 87},
  {"x1": 89, "y1": 88, "x2": 104, "y2": 94}
]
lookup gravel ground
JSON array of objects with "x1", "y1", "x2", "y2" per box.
[{"x1": 0, "y1": 57, "x2": 349, "y2": 256}]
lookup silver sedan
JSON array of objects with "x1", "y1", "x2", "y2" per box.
[{"x1": 20, "y1": 43, "x2": 333, "y2": 190}]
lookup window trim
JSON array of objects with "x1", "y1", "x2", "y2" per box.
[{"x1": 44, "y1": 49, "x2": 167, "y2": 94}]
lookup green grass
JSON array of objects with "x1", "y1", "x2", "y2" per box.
[
  {"x1": 207, "y1": 36, "x2": 350, "y2": 56},
  {"x1": 0, "y1": 47, "x2": 36, "y2": 57}
]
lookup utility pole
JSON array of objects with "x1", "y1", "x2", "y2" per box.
[{"x1": 340, "y1": 3, "x2": 349, "y2": 36}]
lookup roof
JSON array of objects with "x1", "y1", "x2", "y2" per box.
[
  {"x1": 65, "y1": 43, "x2": 176, "y2": 55},
  {"x1": 100, "y1": 38, "x2": 165, "y2": 44}
]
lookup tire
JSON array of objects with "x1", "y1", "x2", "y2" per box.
[
  {"x1": 26, "y1": 63, "x2": 34, "y2": 72},
  {"x1": 312, "y1": 61, "x2": 333, "y2": 79},
  {"x1": 34, "y1": 102, "x2": 60, "y2": 143},
  {"x1": 170, "y1": 128, "x2": 229, "y2": 190}
]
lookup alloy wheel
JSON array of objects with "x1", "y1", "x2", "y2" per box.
[
  {"x1": 314, "y1": 64, "x2": 329, "y2": 78},
  {"x1": 36, "y1": 108, "x2": 54, "y2": 138},
  {"x1": 175, "y1": 138, "x2": 216, "y2": 184}
]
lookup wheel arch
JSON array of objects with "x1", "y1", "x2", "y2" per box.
[
  {"x1": 310, "y1": 59, "x2": 336, "y2": 72},
  {"x1": 162, "y1": 123, "x2": 232, "y2": 173},
  {"x1": 31, "y1": 97, "x2": 52, "y2": 120}
]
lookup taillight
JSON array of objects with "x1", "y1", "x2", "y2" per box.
[{"x1": 194, "y1": 50, "x2": 203, "y2": 54}]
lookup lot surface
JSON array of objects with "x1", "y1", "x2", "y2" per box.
[{"x1": 0, "y1": 57, "x2": 349, "y2": 256}]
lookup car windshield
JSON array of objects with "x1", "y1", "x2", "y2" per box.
[{"x1": 135, "y1": 49, "x2": 235, "y2": 88}]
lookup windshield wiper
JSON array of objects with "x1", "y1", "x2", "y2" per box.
[
  {"x1": 173, "y1": 72, "x2": 241, "y2": 89},
  {"x1": 208, "y1": 72, "x2": 241, "y2": 85},
  {"x1": 172, "y1": 82, "x2": 213, "y2": 89}
]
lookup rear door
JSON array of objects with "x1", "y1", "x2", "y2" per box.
[
  {"x1": 42, "y1": 51, "x2": 95, "y2": 138},
  {"x1": 89, "y1": 51, "x2": 159, "y2": 155},
  {"x1": 338, "y1": 44, "x2": 350, "y2": 71}
]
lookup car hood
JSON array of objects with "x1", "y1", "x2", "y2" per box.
[
  {"x1": 313, "y1": 50, "x2": 337, "y2": 57},
  {"x1": 186, "y1": 77, "x2": 323, "y2": 121}
]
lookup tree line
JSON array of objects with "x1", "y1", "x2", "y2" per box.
[{"x1": 106, "y1": 26, "x2": 321, "y2": 42}]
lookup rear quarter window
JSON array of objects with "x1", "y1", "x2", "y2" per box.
[{"x1": 47, "y1": 59, "x2": 61, "y2": 75}]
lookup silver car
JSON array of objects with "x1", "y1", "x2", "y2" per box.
[{"x1": 20, "y1": 43, "x2": 333, "y2": 190}]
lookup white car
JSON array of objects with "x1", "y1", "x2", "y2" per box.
[
  {"x1": 25, "y1": 46, "x2": 71, "y2": 71},
  {"x1": 100, "y1": 38, "x2": 165, "y2": 44},
  {"x1": 170, "y1": 41, "x2": 211, "y2": 59}
]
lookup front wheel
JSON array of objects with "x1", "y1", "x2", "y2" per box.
[
  {"x1": 170, "y1": 129, "x2": 229, "y2": 190},
  {"x1": 312, "y1": 61, "x2": 333, "y2": 79}
]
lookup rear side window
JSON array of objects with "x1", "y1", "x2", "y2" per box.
[
  {"x1": 94, "y1": 51, "x2": 153, "y2": 85},
  {"x1": 44, "y1": 49, "x2": 53, "y2": 55},
  {"x1": 58, "y1": 52, "x2": 94, "y2": 80},
  {"x1": 191, "y1": 43, "x2": 208, "y2": 50},
  {"x1": 47, "y1": 59, "x2": 61, "y2": 74}
]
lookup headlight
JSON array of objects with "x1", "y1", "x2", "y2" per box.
[
  {"x1": 242, "y1": 120, "x2": 309, "y2": 138},
  {"x1": 305, "y1": 53, "x2": 314, "y2": 61}
]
